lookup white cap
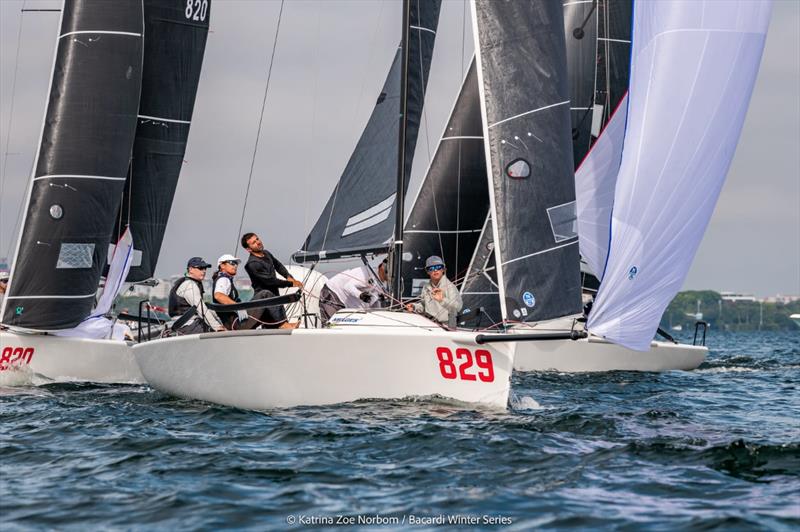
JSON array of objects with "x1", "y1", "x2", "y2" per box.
[{"x1": 217, "y1": 254, "x2": 241, "y2": 265}]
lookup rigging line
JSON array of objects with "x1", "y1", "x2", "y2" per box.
[
  {"x1": 302, "y1": 6, "x2": 323, "y2": 253},
  {"x1": 320, "y1": 0, "x2": 386, "y2": 252},
  {"x1": 413, "y1": 0, "x2": 443, "y2": 260},
  {"x1": 0, "y1": 1, "x2": 27, "y2": 256},
  {"x1": 126, "y1": 155, "x2": 133, "y2": 227},
  {"x1": 234, "y1": 0, "x2": 285, "y2": 254},
  {"x1": 455, "y1": 0, "x2": 467, "y2": 277}
]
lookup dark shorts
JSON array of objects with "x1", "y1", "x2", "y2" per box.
[{"x1": 250, "y1": 289, "x2": 288, "y2": 328}]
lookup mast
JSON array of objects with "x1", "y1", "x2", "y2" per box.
[{"x1": 391, "y1": 0, "x2": 411, "y2": 303}]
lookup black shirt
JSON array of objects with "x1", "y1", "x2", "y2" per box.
[{"x1": 244, "y1": 250, "x2": 293, "y2": 292}]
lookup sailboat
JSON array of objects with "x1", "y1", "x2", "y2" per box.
[
  {"x1": 0, "y1": 0, "x2": 210, "y2": 383},
  {"x1": 132, "y1": 0, "x2": 520, "y2": 410},
  {"x1": 404, "y1": 0, "x2": 770, "y2": 372}
]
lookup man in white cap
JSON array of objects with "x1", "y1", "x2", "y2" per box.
[
  {"x1": 319, "y1": 258, "x2": 389, "y2": 326},
  {"x1": 212, "y1": 254, "x2": 251, "y2": 329},
  {"x1": 405, "y1": 255, "x2": 462, "y2": 328}
]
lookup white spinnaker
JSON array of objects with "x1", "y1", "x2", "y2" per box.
[
  {"x1": 588, "y1": 0, "x2": 772, "y2": 351},
  {"x1": 575, "y1": 93, "x2": 628, "y2": 279}
]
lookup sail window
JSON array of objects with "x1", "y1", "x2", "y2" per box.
[
  {"x1": 49, "y1": 204, "x2": 63, "y2": 220},
  {"x1": 547, "y1": 201, "x2": 578, "y2": 242},
  {"x1": 56, "y1": 243, "x2": 95, "y2": 269},
  {"x1": 506, "y1": 159, "x2": 530, "y2": 179}
]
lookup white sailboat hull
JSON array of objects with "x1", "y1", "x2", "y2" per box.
[
  {"x1": 133, "y1": 312, "x2": 514, "y2": 410},
  {"x1": 0, "y1": 330, "x2": 143, "y2": 383},
  {"x1": 514, "y1": 336, "x2": 706, "y2": 372}
]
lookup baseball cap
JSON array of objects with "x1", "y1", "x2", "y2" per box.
[
  {"x1": 217, "y1": 254, "x2": 241, "y2": 266},
  {"x1": 187, "y1": 257, "x2": 212, "y2": 269},
  {"x1": 0, "y1": 271, "x2": 9, "y2": 282},
  {"x1": 425, "y1": 256, "x2": 445, "y2": 269}
]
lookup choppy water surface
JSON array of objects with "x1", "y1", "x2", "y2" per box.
[{"x1": 1, "y1": 331, "x2": 798, "y2": 530}]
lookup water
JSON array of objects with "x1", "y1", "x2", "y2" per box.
[{"x1": 1, "y1": 331, "x2": 798, "y2": 530}]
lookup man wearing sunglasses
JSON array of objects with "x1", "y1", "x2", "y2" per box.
[
  {"x1": 168, "y1": 256, "x2": 225, "y2": 334},
  {"x1": 405, "y1": 255, "x2": 462, "y2": 329}
]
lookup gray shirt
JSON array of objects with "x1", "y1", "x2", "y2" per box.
[{"x1": 412, "y1": 275, "x2": 462, "y2": 328}]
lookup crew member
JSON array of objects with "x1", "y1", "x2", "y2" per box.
[
  {"x1": 211, "y1": 254, "x2": 253, "y2": 330},
  {"x1": 168, "y1": 257, "x2": 224, "y2": 334},
  {"x1": 405, "y1": 256, "x2": 462, "y2": 328},
  {"x1": 241, "y1": 232, "x2": 302, "y2": 329},
  {"x1": 319, "y1": 258, "x2": 389, "y2": 326},
  {"x1": 0, "y1": 271, "x2": 8, "y2": 298}
]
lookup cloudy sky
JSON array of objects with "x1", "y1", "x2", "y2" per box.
[{"x1": 1, "y1": 0, "x2": 798, "y2": 297}]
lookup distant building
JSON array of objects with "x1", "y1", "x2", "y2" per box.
[
  {"x1": 720, "y1": 291, "x2": 757, "y2": 302},
  {"x1": 761, "y1": 294, "x2": 800, "y2": 304}
]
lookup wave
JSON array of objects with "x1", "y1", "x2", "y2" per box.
[{"x1": 623, "y1": 438, "x2": 800, "y2": 481}]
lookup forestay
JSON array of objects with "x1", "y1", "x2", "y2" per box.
[
  {"x1": 294, "y1": 0, "x2": 441, "y2": 262},
  {"x1": 588, "y1": 0, "x2": 772, "y2": 350},
  {"x1": 471, "y1": 0, "x2": 581, "y2": 323},
  {"x1": 401, "y1": 60, "x2": 487, "y2": 297},
  {"x1": 118, "y1": 0, "x2": 211, "y2": 281},
  {"x1": 1, "y1": 0, "x2": 144, "y2": 330}
]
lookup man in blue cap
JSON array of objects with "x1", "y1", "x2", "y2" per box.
[
  {"x1": 405, "y1": 255, "x2": 462, "y2": 328},
  {"x1": 168, "y1": 256, "x2": 225, "y2": 334}
]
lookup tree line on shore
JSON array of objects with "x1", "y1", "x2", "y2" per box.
[{"x1": 661, "y1": 291, "x2": 800, "y2": 332}]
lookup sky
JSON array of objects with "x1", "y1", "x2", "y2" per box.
[{"x1": 0, "y1": 0, "x2": 798, "y2": 297}]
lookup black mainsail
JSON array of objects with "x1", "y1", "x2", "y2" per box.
[
  {"x1": 471, "y1": 0, "x2": 582, "y2": 323},
  {"x1": 118, "y1": 0, "x2": 211, "y2": 282},
  {"x1": 293, "y1": 0, "x2": 441, "y2": 263},
  {"x1": 401, "y1": 60, "x2": 487, "y2": 297},
  {"x1": 1, "y1": 0, "x2": 144, "y2": 330}
]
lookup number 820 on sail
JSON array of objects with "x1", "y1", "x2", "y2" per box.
[{"x1": 436, "y1": 347, "x2": 494, "y2": 382}]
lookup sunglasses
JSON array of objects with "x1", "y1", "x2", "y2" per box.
[{"x1": 426, "y1": 264, "x2": 445, "y2": 272}]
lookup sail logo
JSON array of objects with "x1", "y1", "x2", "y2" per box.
[
  {"x1": 522, "y1": 291, "x2": 536, "y2": 308},
  {"x1": 0, "y1": 346, "x2": 34, "y2": 371},
  {"x1": 341, "y1": 194, "x2": 396, "y2": 237},
  {"x1": 628, "y1": 266, "x2": 639, "y2": 280}
]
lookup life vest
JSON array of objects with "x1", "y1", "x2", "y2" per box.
[
  {"x1": 168, "y1": 277, "x2": 204, "y2": 317},
  {"x1": 211, "y1": 271, "x2": 240, "y2": 303},
  {"x1": 211, "y1": 270, "x2": 241, "y2": 326}
]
